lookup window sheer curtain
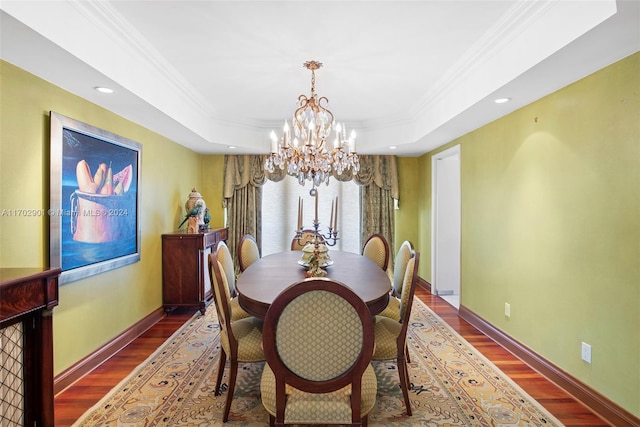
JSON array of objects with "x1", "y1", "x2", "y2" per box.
[
  {"x1": 222, "y1": 154, "x2": 398, "y2": 269},
  {"x1": 262, "y1": 176, "x2": 361, "y2": 255}
]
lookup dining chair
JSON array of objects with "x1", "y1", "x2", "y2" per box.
[
  {"x1": 208, "y1": 250, "x2": 265, "y2": 422},
  {"x1": 213, "y1": 241, "x2": 251, "y2": 321},
  {"x1": 378, "y1": 240, "x2": 414, "y2": 321},
  {"x1": 260, "y1": 278, "x2": 377, "y2": 426},
  {"x1": 372, "y1": 251, "x2": 420, "y2": 416},
  {"x1": 362, "y1": 233, "x2": 390, "y2": 271},
  {"x1": 290, "y1": 229, "x2": 324, "y2": 250},
  {"x1": 237, "y1": 233, "x2": 261, "y2": 272}
]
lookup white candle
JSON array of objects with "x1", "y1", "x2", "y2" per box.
[
  {"x1": 315, "y1": 191, "x2": 319, "y2": 223},
  {"x1": 283, "y1": 120, "x2": 290, "y2": 147},
  {"x1": 335, "y1": 197, "x2": 339, "y2": 233},
  {"x1": 329, "y1": 200, "x2": 334, "y2": 229},
  {"x1": 297, "y1": 197, "x2": 301, "y2": 230},
  {"x1": 270, "y1": 130, "x2": 277, "y2": 153},
  {"x1": 308, "y1": 122, "x2": 315, "y2": 146},
  {"x1": 349, "y1": 130, "x2": 356, "y2": 152}
]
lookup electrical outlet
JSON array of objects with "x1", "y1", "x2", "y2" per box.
[
  {"x1": 504, "y1": 302, "x2": 511, "y2": 318},
  {"x1": 581, "y1": 342, "x2": 592, "y2": 363}
]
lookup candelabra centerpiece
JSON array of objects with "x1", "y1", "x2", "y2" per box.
[
  {"x1": 264, "y1": 60, "x2": 360, "y2": 187},
  {"x1": 294, "y1": 187, "x2": 339, "y2": 276}
]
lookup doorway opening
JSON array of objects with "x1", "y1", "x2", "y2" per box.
[{"x1": 431, "y1": 145, "x2": 461, "y2": 309}]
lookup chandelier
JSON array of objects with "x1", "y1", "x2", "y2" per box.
[{"x1": 264, "y1": 60, "x2": 360, "y2": 187}]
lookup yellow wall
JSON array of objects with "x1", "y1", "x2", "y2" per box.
[
  {"x1": 200, "y1": 155, "x2": 226, "y2": 227},
  {"x1": 394, "y1": 157, "x2": 419, "y2": 254},
  {"x1": 2, "y1": 50, "x2": 638, "y2": 417},
  {"x1": 0, "y1": 60, "x2": 225, "y2": 374},
  {"x1": 415, "y1": 52, "x2": 639, "y2": 416}
]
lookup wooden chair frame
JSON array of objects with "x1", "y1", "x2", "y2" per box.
[
  {"x1": 208, "y1": 243, "x2": 263, "y2": 422},
  {"x1": 374, "y1": 251, "x2": 420, "y2": 416},
  {"x1": 262, "y1": 278, "x2": 376, "y2": 426},
  {"x1": 290, "y1": 229, "x2": 324, "y2": 250}
]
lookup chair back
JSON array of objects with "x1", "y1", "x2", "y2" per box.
[
  {"x1": 238, "y1": 234, "x2": 260, "y2": 272},
  {"x1": 393, "y1": 252, "x2": 420, "y2": 361},
  {"x1": 392, "y1": 240, "x2": 414, "y2": 297},
  {"x1": 208, "y1": 248, "x2": 234, "y2": 354},
  {"x1": 290, "y1": 229, "x2": 324, "y2": 250},
  {"x1": 398, "y1": 252, "x2": 419, "y2": 324},
  {"x1": 214, "y1": 241, "x2": 237, "y2": 297},
  {"x1": 362, "y1": 233, "x2": 390, "y2": 271},
  {"x1": 262, "y1": 278, "x2": 375, "y2": 423}
]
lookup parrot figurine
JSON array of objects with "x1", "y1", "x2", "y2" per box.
[
  {"x1": 178, "y1": 205, "x2": 202, "y2": 229},
  {"x1": 202, "y1": 208, "x2": 211, "y2": 229}
]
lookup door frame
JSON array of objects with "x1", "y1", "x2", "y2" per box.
[{"x1": 431, "y1": 144, "x2": 461, "y2": 298}]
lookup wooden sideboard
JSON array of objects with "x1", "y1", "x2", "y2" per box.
[
  {"x1": 0, "y1": 267, "x2": 60, "y2": 427},
  {"x1": 161, "y1": 228, "x2": 228, "y2": 314}
]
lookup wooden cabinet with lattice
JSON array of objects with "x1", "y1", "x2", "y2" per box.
[{"x1": 0, "y1": 268, "x2": 60, "y2": 427}]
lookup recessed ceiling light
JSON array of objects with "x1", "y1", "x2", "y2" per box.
[
  {"x1": 228, "y1": 146, "x2": 236, "y2": 149},
  {"x1": 389, "y1": 146, "x2": 397, "y2": 150},
  {"x1": 494, "y1": 97, "x2": 511, "y2": 104},
  {"x1": 94, "y1": 86, "x2": 114, "y2": 94}
]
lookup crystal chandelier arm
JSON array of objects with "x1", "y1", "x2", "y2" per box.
[
  {"x1": 315, "y1": 96, "x2": 334, "y2": 144},
  {"x1": 265, "y1": 60, "x2": 359, "y2": 186},
  {"x1": 293, "y1": 95, "x2": 309, "y2": 140}
]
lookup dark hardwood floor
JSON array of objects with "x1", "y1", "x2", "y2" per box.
[{"x1": 54, "y1": 287, "x2": 611, "y2": 426}]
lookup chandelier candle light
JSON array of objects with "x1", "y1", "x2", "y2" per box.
[{"x1": 264, "y1": 60, "x2": 360, "y2": 188}]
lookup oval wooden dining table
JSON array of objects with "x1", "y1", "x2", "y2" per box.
[{"x1": 236, "y1": 250, "x2": 391, "y2": 318}]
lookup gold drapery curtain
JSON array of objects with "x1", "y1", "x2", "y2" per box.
[
  {"x1": 352, "y1": 155, "x2": 398, "y2": 270},
  {"x1": 222, "y1": 154, "x2": 398, "y2": 269},
  {"x1": 223, "y1": 155, "x2": 265, "y2": 265}
]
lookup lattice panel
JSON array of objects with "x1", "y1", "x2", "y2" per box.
[{"x1": 0, "y1": 322, "x2": 24, "y2": 427}]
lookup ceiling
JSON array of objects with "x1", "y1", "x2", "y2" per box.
[{"x1": 1, "y1": 1, "x2": 638, "y2": 156}]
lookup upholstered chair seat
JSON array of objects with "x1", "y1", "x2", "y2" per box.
[
  {"x1": 229, "y1": 297, "x2": 250, "y2": 322},
  {"x1": 372, "y1": 317, "x2": 402, "y2": 358},
  {"x1": 260, "y1": 363, "x2": 377, "y2": 424},
  {"x1": 376, "y1": 296, "x2": 400, "y2": 321},
  {"x1": 222, "y1": 316, "x2": 264, "y2": 361}
]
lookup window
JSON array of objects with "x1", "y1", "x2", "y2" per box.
[{"x1": 262, "y1": 176, "x2": 361, "y2": 255}]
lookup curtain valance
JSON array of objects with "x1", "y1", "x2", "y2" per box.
[
  {"x1": 351, "y1": 155, "x2": 399, "y2": 200},
  {"x1": 222, "y1": 155, "x2": 287, "y2": 204},
  {"x1": 223, "y1": 154, "x2": 398, "y2": 199}
]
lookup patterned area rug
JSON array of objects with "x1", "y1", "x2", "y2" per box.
[{"x1": 73, "y1": 298, "x2": 563, "y2": 426}]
